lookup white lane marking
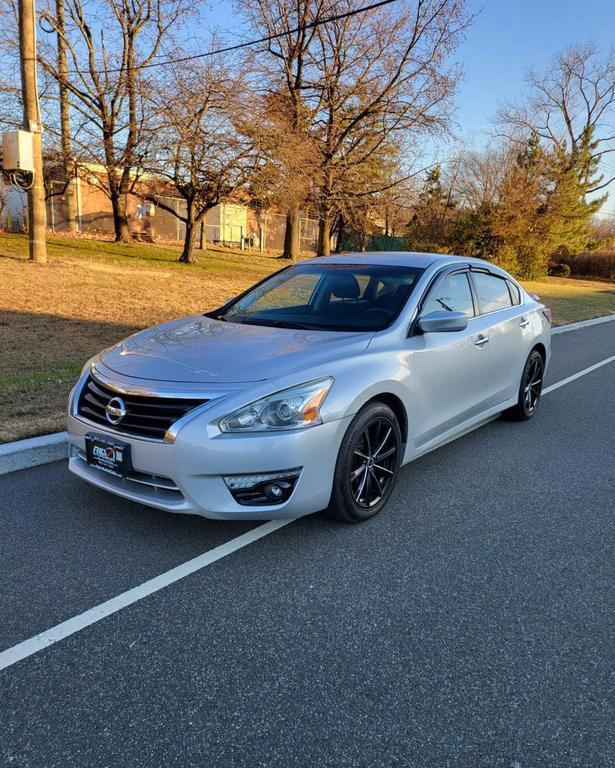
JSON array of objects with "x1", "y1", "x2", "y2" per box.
[
  {"x1": 0, "y1": 519, "x2": 292, "y2": 672},
  {"x1": 543, "y1": 355, "x2": 615, "y2": 395},
  {"x1": 1, "y1": 353, "x2": 614, "y2": 674},
  {"x1": 552, "y1": 314, "x2": 615, "y2": 334}
]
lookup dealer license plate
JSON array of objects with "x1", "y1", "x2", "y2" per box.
[{"x1": 85, "y1": 433, "x2": 132, "y2": 477}]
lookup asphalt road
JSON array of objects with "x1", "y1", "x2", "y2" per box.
[{"x1": 1, "y1": 321, "x2": 614, "y2": 768}]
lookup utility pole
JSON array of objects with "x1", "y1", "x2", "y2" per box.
[
  {"x1": 55, "y1": 0, "x2": 77, "y2": 232},
  {"x1": 18, "y1": 0, "x2": 47, "y2": 263}
]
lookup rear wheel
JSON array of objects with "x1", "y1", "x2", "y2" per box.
[
  {"x1": 325, "y1": 402, "x2": 402, "y2": 523},
  {"x1": 506, "y1": 349, "x2": 544, "y2": 421}
]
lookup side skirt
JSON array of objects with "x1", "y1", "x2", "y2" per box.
[{"x1": 402, "y1": 396, "x2": 517, "y2": 465}]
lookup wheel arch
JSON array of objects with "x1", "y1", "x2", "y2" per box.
[
  {"x1": 362, "y1": 392, "x2": 408, "y2": 445},
  {"x1": 531, "y1": 342, "x2": 547, "y2": 363}
]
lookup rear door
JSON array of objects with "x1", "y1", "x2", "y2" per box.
[
  {"x1": 469, "y1": 270, "x2": 531, "y2": 407},
  {"x1": 408, "y1": 270, "x2": 491, "y2": 447}
]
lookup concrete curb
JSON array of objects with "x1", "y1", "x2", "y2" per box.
[
  {"x1": 552, "y1": 314, "x2": 615, "y2": 335},
  {"x1": 0, "y1": 431, "x2": 68, "y2": 477},
  {"x1": 1, "y1": 312, "x2": 614, "y2": 477}
]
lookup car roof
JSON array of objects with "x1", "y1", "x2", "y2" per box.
[
  {"x1": 304, "y1": 251, "x2": 511, "y2": 276},
  {"x1": 306, "y1": 251, "x2": 442, "y2": 268},
  {"x1": 307, "y1": 251, "x2": 466, "y2": 269}
]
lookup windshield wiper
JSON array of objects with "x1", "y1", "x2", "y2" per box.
[
  {"x1": 245, "y1": 318, "x2": 321, "y2": 330},
  {"x1": 217, "y1": 316, "x2": 323, "y2": 330},
  {"x1": 274, "y1": 321, "x2": 323, "y2": 330},
  {"x1": 436, "y1": 298, "x2": 453, "y2": 312}
]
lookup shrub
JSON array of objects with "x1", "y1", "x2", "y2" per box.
[
  {"x1": 492, "y1": 244, "x2": 520, "y2": 275},
  {"x1": 549, "y1": 262, "x2": 571, "y2": 277},
  {"x1": 560, "y1": 250, "x2": 615, "y2": 281}
]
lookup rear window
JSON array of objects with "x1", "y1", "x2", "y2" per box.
[
  {"x1": 507, "y1": 280, "x2": 522, "y2": 305},
  {"x1": 473, "y1": 273, "x2": 513, "y2": 314}
]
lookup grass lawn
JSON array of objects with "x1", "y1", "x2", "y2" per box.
[
  {"x1": 522, "y1": 276, "x2": 615, "y2": 325},
  {"x1": 1, "y1": 232, "x2": 614, "y2": 443}
]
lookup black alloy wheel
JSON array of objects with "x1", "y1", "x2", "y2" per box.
[
  {"x1": 326, "y1": 402, "x2": 402, "y2": 523},
  {"x1": 506, "y1": 348, "x2": 545, "y2": 421}
]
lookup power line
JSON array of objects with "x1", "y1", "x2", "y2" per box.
[{"x1": 66, "y1": 0, "x2": 400, "y2": 74}]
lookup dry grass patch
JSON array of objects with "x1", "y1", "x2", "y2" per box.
[
  {"x1": 523, "y1": 276, "x2": 615, "y2": 325},
  {"x1": 0, "y1": 233, "x2": 282, "y2": 441}
]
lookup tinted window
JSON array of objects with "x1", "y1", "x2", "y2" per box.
[
  {"x1": 507, "y1": 280, "x2": 521, "y2": 305},
  {"x1": 239, "y1": 273, "x2": 319, "y2": 311},
  {"x1": 214, "y1": 264, "x2": 425, "y2": 331},
  {"x1": 473, "y1": 273, "x2": 512, "y2": 313},
  {"x1": 423, "y1": 272, "x2": 474, "y2": 317},
  {"x1": 329, "y1": 272, "x2": 371, "y2": 303}
]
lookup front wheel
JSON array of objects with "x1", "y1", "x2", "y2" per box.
[
  {"x1": 325, "y1": 402, "x2": 402, "y2": 523},
  {"x1": 505, "y1": 349, "x2": 545, "y2": 421}
]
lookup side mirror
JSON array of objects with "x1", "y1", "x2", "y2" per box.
[{"x1": 417, "y1": 310, "x2": 468, "y2": 333}]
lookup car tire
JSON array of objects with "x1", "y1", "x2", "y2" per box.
[
  {"x1": 505, "y1": 349, "x2": 545, "y2": 421},
  {"x1": 325, "y1": 401, "x2": 402, "y2": 524}
]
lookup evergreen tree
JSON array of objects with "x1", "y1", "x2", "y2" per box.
[
  {"x1": 406, "y1": 166, "x2": 456, "y2": 253},
  {"x1": 546, "y1": 127, "x2": 606, "y2": 260},
  {"x1": 491, "y1": 134, "x2": 553, "y2": 278}
]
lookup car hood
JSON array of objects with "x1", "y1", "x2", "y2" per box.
[{"x1": 99, "y1": 315, "x2": 373, "y2": 384}]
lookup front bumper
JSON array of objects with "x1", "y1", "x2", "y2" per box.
[{"x1": 66, "y1": 410, "x2": 353, "y2": 520}]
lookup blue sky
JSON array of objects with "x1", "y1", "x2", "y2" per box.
[
  {"x1": 455, "y1": 0, "x2": 615, "y2": 215},
  {"x1": 201, "y1": 0, "x2": 615, "y2": 213},
  {"x1": 455, "y1": 0, "x2": 615, "y2": 144}
]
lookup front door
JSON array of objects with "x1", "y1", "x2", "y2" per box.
[{"x1": 407, "y1": 271, "x2": 491, "y2": 447}]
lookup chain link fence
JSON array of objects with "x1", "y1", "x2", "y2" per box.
[
  {"x1": 44, "y1": 183, "x2": 320, "y2": 254},
  {"x1": 261, "y1": 211, "x2": 319, "y2": 254}
]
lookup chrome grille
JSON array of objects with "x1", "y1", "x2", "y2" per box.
[{"x1": 77, "y1": 375, "x2": 208, "y2": 440}]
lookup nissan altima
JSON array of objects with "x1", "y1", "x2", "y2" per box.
[{"x1": 67, "y1": 252, "x2": 551, "y2": 523}]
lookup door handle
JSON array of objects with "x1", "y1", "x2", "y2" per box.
[
  {"x1": 519, "y1": 318, "x2": 530, "y2": 328},
  {"x1": 474, "y1": 335, "x2": 489, "y2": 348}
]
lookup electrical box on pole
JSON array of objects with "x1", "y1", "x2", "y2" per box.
[{"x1": 2, "y1": 130, "x2": 35, "y2": 173}]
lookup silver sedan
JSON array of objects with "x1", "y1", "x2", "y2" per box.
[{"x1": 66, "y1": 252, "x2": 551, "y2": 523}]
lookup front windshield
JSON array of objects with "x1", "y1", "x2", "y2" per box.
[{"x1": 211, "y1": 263, "x2": 425, "y2": 332}]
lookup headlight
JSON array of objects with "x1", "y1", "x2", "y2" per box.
[{"x1": 219, "y1": 377, "x2": 333, "y2": 433}]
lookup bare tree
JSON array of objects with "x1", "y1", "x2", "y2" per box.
[
  {"x1": 1, "y1": 0, "x2": 81, "y2": 219},
  {"x1": 499, "y1": 44, "x2": 615, "y2": 192},
  {"x1": 0, "y1": 0, "x2": 22, "y2": 131},
  {"x1": 246, "y1": 91, "x2": 320, "y2": 257},
  {"x1": 0, "y1": 182, "x2": 10, "y2": 225},
  {"x1": 142, "y1": 60, "x2": 258, "y2": 264},
  {"x1": 309, "y1": 0, "x2": 470, "y2": 255},
  {"x1": 52, "y1": 0, "x2": 77, "y2": 231},
  {"x1": 238, "y1": 0, "x2": 326, "y2": 259},
  {"x1": 379, "y1": 180, "x2": 416, "y2": 238},
  {"x1": 39, "y1": 0, "x2": 188, "y2": 242},
  {"x1": 332, "y1": 142, "x2": 412, "y2": 249},
  {"x1": 451, "y1": 146, "x2": 512, "y2": 211}
]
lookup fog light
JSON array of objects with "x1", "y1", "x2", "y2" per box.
[
  {"x1": 266, "y1": 483, "x2": 284, "y2": 499},
  {"x1": 224, "y1": 469, "x2": 301, "y2": 506}
]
